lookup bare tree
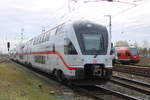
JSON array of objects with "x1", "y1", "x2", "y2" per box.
[
  {"x1": 141, "y1": 40, "x2": 150, "y2": 58},
  {"x1": 148, "y1": 49, "x2": 150, "y2": 58},
  {"x1": 134, "y1": 41, "x2": 139, "y2": 48},
  {"x1": 142, "y1": 40, "x2": 149, "y2": 48}
]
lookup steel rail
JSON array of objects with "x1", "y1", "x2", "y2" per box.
[
  {"x1": 70, "y1": 86, "x2": 105, "y2": 100},
  {"x1": 113, "y1": 66, "x2": 150, "y2": 77},
  {"x1": 112, "y1": 75, "x2": 150, "y2": 87},
  {"x1": 96, "y1": 85, "x2": 139, "y2": 100},
  {"x1": 111, "y1": 76, "x2": 150, "y2": 95}
]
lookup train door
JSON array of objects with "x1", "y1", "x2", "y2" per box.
[
  {"x1": 54, "y1": 35, "x2": 64, "y2": 70},
  {"x1": 27, "y1": 46, "x2": 32, "y2": 64},
  {"x1": 54, "y1": 25, "x2": 68, "y2": 70},
  {"x1": 26, "y1": 45, "x2": 29, "y2": 63}
]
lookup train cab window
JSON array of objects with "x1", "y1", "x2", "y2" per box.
[
  {"x1": 73, "y1": 22, "x2": 108, "y2": 55},
  {"x1": 129, "y1": 48, "x2": 138, "y2": 56},
  {"x1": 117, "y1": 52, "x2": 121, "y2": 56},
  {"x1": 126, "y1": 52, "x2": 131, "y2": 56},
  {"x1": 82, "y1": 34, "x2": 104, "y2": 51},
  {"x1": 64, "y1": 38, "x2": 77, "y2": 55}
]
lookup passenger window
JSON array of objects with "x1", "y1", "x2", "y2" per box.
[
  {"x1": 46, "y1": 34, "x2": 49, "y2": 41},
  {"x1": 43, "y1": 33, "x2": 47, "y2": 42},
  {"x1": 42, "y1": 34, "x2": 45, "y2": 43},
  {"x1": 38, "y1": 37, "x2": 41, "y2": 44},
  {"x1": 40, "y1": 36, "x2": 44, "y2": 43},
  {"x1": 19, "y1": 55, "x2": 24, "y2": 59},
  {"x1": 56, "y1": 26, "x2": 61, "y2": 35},
  {"x1": 36, "y1": 38, "x2": 39, "y2": 44},
  {"x1": 51, "y1": 29, "x2": 56, "y2": 35},
  {"x1": 33, "y1": 38, "x2": 36, "y2": 45},
  {"x1": 40, "y1": 36, "x2": 43, "y2": 43},
  {"x1": 64, "y1": 39, "x2": 77, "y2": 55},
  {"x1": 34, "y1": 56, "x2": 46, "y2": 64},
  {"x1": 56, "y1": 25, "x2": 65, "y2": 35}
]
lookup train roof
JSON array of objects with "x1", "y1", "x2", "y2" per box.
[{"x1": 72, "y1": 20, "x2": 106, "y2": 29}]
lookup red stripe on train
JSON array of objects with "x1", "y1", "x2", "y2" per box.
[{"x1": 17, "y1": 51, "x2": 79, "y2": 70}]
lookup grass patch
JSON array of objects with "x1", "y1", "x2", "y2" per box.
[{"x1": 0, "y1": 63, "x2": 58, "y2": 100}]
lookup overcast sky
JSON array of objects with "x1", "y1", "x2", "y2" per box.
[{"x1": 0, "y1": 0, "x2": 150, "y2": 53}]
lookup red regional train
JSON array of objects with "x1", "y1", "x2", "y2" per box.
[{"x1": 113, "y1": 47, "x2": 140, "y2": 64}]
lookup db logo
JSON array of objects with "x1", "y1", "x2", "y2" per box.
[{"x1": 93, "y1": 59, "x2": 97, "y2": 64}]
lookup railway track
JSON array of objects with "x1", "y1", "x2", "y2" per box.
[
  {"x1": 134, "y1": 64, "x2": 150, "y2": 67},
  {"x1": 116, "y1": 64, "x2": 150, "y2": 67},
  {"x1": 74, "y1": 85, "x2": 139, "y2": 100},
  {"x1": 111, "y1": 75, "x2": 150, "y2": 95},
  {"x1": 113, "y1": 65, "x2": 150, "y2": 77},
  {"x1": 0, "y1": 56, "x2": 9, "y2": 63}
]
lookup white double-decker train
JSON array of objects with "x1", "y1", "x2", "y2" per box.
[{"x1": 10, "y1": 20, "x2": 113, "y2": 85}]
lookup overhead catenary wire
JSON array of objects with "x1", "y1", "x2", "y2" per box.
[
  {"x1": 113, "y1": 0, "x2": 150, "y2": 17},
  {"x1": 42, "y1": 0, "x2": 148, "y2": 33}
]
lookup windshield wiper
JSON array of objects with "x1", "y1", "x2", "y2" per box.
[{"x1": 94, "y1": 54, "x2": 98, "y2": 58}]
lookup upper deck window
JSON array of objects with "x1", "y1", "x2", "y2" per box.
[{"x1": 55, "y1": 24, "x2": 66, "y2": 35}]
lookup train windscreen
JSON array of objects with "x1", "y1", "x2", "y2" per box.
[
  {"x1": 82, "y1": 34, "x2": 104, "y2": 51},
  {"x1": 73, "y1": 21, "x2": 108, "y2": 55},
  {"x1": 129, "y1": 48, "x2": 138, "y2": 55}
]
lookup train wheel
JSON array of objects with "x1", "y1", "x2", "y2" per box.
[
  {"x1": 28, "y1": 63, "x2": 32, "y2": 67},
  {"x1": 56, "y1": 70, "x2": 66, "y2": 83}
]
